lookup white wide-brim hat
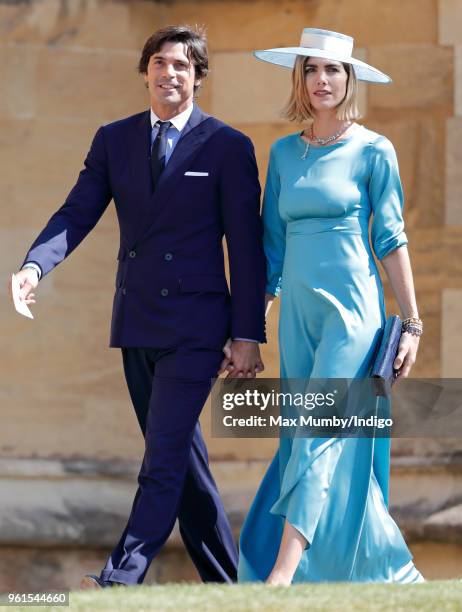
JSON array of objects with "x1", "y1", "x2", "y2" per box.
[{"x1": 254, "y1": 28, "x2": 391, "y2": 84}]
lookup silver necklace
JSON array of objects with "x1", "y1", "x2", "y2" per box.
[{"x1": 301, "y1": 122, "x2": 352, "y2": 159}]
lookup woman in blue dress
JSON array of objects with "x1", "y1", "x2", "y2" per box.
[{"x1": 237, "y1": 29, "x2": 424, "y2": 585}]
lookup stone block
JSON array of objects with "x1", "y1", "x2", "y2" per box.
[
  {"x1": 442, "y1": 289, "x2": 462, "y2": 376},
  {"x1": 0, "y1": 376, "x2": 141, "y2": 459},
  {"x1": 446, "y1": 117, "x2": 462, "y2": 225},
  {"x1": 195, "y1": 78, "x2": 212, "y2": 115},
  {"x1": 412, "y1": 289, "x2": 441, "y2": 378},
  {"x1": 392, "y1": 439, "x2": 462, "y2": 458},
  {"x1": 0, "y1": 42, "x2": 148, "y2": 122},
  {"x1": 169, "y1": 0, "x2": 310, "y2": 52},
  {"x1": 354, "y1": 49, "x2": 368, "y2": 118},
  {"x1": 411, "y1": 542, "x2": 462, "y2": 580},
  {"x1": 366, "y1": 118, "x2": 445, "y2": 228},
  {"x1": 0, "y1": 0, "x2": 167, "y2": 51},
  {"x1": 233, "y1": 123, "x2": 298, "y2": 179},
  {"x1": 439, "y1": 0, "x2": 462, "y2": 45},
  {"x1": 0, "y1": 44, "x2": 37, "y2": 119},
  {"x1": 443, "y1": 228, "x2": 462, "y2": 286},
  {"x1": 169, "y1": 0, "x2": 437, "y2": 51},
  {"x1": 368, "y1": 45, "x2": 453, "y2": 112},
  {"x1": 455, "y1": 46, "x2": 462, "y2": 117},
  {"x1": 382, "y1": 282, "x2": 441, "y2": 378},
  {"x1": 423, "y1": 503, "x2": 462, "y2": 544},
  {"x1": 401, "y1": 229, "x2": 446, "y2": 291},
  {"x1": 202, "y1": 393, "x2": 278, "y2": 461},
  {"x1": 210, "y1": 51, "x2": 292, "y2": 124},
  {"x1": 0, "y1": 118, "x2": 102, "y2": 225},
  {"x1": 36, "y1": 46, "x2": 147, "y2": 121},
  {"x1": 300, "y1": 0, "x2": 438, "y2": 46}
]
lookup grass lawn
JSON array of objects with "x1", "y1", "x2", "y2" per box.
[{"x1": 7, "y1": 581, "x2": 462, "y2": 612}]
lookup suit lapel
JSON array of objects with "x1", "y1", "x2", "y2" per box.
[
  {"x1": 126, "y1": 110, "x2": 153, "y2": 246},
  {"x1": 153, "y1": 106, "x2": 212, "y2": 202},
  {"x1": 134, "y1": 105, "x2": 219, "y2": 244}
]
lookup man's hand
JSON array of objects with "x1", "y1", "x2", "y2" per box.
[
  {"x1": 218, "y1": 339, "x2": 264, "y2": 378},
  {"x1": 8, "y1": 268, "x2": 38, "y2": 305},
  {"x1": 219, "y1": 338, "x2": 233, "y2": 375},
  {"x1": 222, "y1": 338, "x2": 232, "y2": 360}
]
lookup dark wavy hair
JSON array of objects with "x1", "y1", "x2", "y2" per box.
[{"x1": 138, "y1": 25, "x2": 208, "y2": 92}]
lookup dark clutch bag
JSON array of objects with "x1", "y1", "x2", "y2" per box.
[{"x1": 371, "y1": 315, "x2": 402, "y2": 397}]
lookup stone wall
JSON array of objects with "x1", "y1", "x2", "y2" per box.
[{"x1": 1, "y1": 0, "x2": 461, "y2": 587}]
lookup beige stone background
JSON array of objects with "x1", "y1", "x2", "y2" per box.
[{"x1": 0, "y1": 0, "x2": 461, "y2": 590}]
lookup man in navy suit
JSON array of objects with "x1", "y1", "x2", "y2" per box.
[{"x1": 12, "y1": 25, "x2": 266, "y2": 587}]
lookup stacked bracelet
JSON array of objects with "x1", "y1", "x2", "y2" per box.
[{"x1": 402, "y1": 317, "x2": 423, "y2": 337}]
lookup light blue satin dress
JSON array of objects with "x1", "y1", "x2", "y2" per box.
[{"x1": 238, "y1": 126, "x2": 424, "y2": 583}]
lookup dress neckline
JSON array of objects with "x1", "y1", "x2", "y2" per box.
[{"x1": 298, "y1": 124, "x2": 364, "y2": 150}]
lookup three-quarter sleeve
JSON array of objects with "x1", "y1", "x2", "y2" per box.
[
  {"x1": 369, "y1": 136, "x2": 408, "y2": 260},
  {"x1": 262, "y1": 146, "x2": 286, "y2": 296}
]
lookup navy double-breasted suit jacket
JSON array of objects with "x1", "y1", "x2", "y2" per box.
[{"x1": 24, "y1": 105, "x2": 267, "y2": 350}]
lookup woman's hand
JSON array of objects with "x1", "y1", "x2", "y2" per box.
[
  {"x1": 380, "y1": 247, "x2": 421, "y2": 382},
  {"x1": 393, "y1": 332, "x2": 420, "y2": 381},
  {"x1": 265, "y1": 292, "x2": 275, "y2": 317},
  {"x1": 218, "y1": 340, "x2": 264, "y2": 378}
]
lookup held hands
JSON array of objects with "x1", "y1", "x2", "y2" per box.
[
  {"x1": 8, "y1": 268, "x2": 38, "y2": 305},
  {"x1": 393, "y1": 332, "x2": 420, "y2": 381},
  {"x1": 218, "y1": 339, "x2": 265, "y2": 378},
  {"x1": 217, "y1": 292, "x2": 273, "y2": 378}
]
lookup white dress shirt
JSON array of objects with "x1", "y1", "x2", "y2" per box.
[{"x1": 150, "y1": 104, "x2": 194, "y2": 165}]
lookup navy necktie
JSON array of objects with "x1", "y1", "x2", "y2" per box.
[{"x1": 150, "y1": 120, "x2": 171, "y2": 189}]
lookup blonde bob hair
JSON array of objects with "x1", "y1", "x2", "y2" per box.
[{"x1": 283, "y1": 55, "x2": 361, "y2": 123}]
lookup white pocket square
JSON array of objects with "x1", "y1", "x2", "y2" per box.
[{"x1": 184, "y1": 171, "x2": 209, "y2": 176}]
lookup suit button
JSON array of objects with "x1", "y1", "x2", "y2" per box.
[
  {"x1": 122, "y1": 288, "x2": 127, "y2": 295},
  {"x1": 129, "y1": 250, "x2": 136, "y2": 258},
  {"x1": 160, "y1": 288, "x2": 169, "y2": 297},
  {"x1": 164, "y1": 253, "x2": 173, "y2": 261}
]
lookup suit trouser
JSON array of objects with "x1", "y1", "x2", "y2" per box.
[{"x1": 100, "y1": 347, "x2": 238, "y2": 585}]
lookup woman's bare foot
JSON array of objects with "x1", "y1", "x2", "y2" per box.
[{"x1": 266, "y1": 570, "x2": 292, "y2": 586}]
